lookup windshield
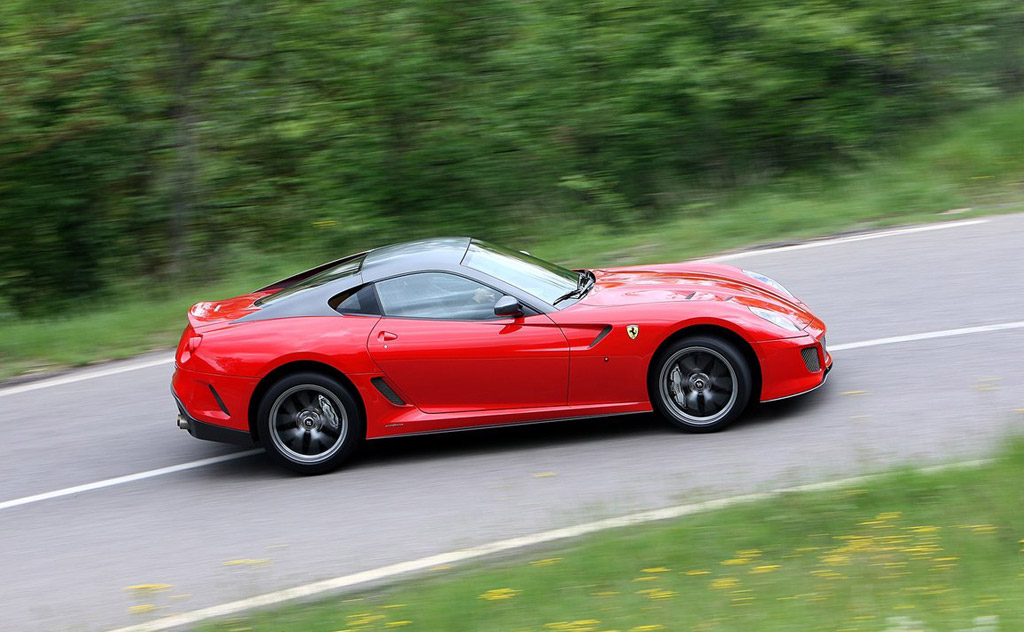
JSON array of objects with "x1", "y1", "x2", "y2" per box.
[
  {"x1": 255, "y1": 254, "x2": 364, "y2": 306},
  {"x1": 462, "y1": 240, "x2": 580, "y2": 305}
]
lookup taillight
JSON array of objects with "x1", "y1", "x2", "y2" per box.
[{"x1": 178, "y1": 327, "x2": 203, "y2": 365}]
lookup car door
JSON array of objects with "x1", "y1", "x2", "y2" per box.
[{"x1": 366, "y1": 272, "x2": 569, "y2": 414}]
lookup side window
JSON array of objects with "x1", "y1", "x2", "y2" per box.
[
  {"x1": 331, "y1": 285, "x2": 381, "y2": 315},
  {"x1": 375, "y1": 273, "x2": 502, "y2": 320}
]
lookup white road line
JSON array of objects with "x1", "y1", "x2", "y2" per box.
[
  {"x1": 0, "y1": 450, "x2": 262, "y2": 511},
  {"x1": 2, "y1": 319, "x2": 1023, "y2": 513},
  {"x1": 701, "y1": 218, "x2": 988, "y2": 263},
  {"x1": 104, "y1": 458, "x2": 990, "y2": 632},
  {"x1": 0, "y1": 355, "x2": 174, "y2": 399},
  {"x1": 828, "y1": 321, "x2": 1024, "y2": 352}
]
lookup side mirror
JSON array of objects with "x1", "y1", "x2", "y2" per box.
[{"x1": 493, "y1": 295, "x2": 523, "y2": 317}]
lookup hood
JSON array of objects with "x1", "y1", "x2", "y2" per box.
[{"x1": 580, "y1": 262, "x2": 814, "y2": 329}]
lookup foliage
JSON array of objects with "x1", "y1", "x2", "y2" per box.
[
  {"x1": 2, "y1": 95, "x2": 1024, "y2": 379},
  {"x1": 1, "y1": 0, "x2": 1023, "y2": 316}
]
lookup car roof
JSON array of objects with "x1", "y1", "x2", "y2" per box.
[
  {"x1": 361, "y1": 237, "x2": 471, "y2": 281},
  {"x1": 240, "y1": 237, "x2": 480, "y2": 322}
]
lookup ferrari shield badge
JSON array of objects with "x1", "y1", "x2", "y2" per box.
[{"x1": 626, "y1": 325, "x2": 639, "y2": 339}]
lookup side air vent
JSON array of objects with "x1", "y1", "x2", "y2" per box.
[
  {"x1": 589, "y1": 325, "x2": 613, "y2": 348},
  {"x1": 207, "y1": 383, "x2": 230, "y2": 415},
  {"x1": 800, "y1": 347, "x2": 821, "y2": 372},
  {"x1": 371, "y1": 377, "x2": 407, "y2": 406}
]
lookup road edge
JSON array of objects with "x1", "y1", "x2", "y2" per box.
[{"x1": 105, "y1": 458, "x2": 990, "y2": 632}]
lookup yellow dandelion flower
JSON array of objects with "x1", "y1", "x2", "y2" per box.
[
  {"x1": 479, "y1": 588, "x2": 521, "y2": 601},
  {"x1": 720, "y1": 558, "x2": 751, "y2": 566},
  {"x1": 222, "y1": 558, "x2": 270, "y2": 566},
  {"x1": 630, "y1": 626, "x2": 666, "y2": 632},
  {"x1": 684, "y1": 569, "x2": 710, "y2": 575},
  {"x1": 128, "y1": 604, "x2": 159, "y2": 614},
  {"x1": 545, "y1": 622, "x2": 602, "y2": 631},
  {"x1": 531, "y1": 557, "x2": 564, "y2": 566},
  {"x1": 750, "y1": 565, "x2": 780, "y2": 574},
  {"x1": 711, "y1": 578, "x2": 739, "y2": 590},
  {"x1": 386, "y1": 622, "x2": 413, "y2": 628},
  {"x1": 641, "y1": 567, "x2": 670, "y2": 573},
  {"x1": 123, "y1": 584, "x2": 174, "y2": 592}
]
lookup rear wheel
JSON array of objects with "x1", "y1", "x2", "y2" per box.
[
  {"x1": 650, "y1": 335, "x2": 752, "y2": 432},
  {"x1": 257, "y1": 372, "x2": 363, "y2": 475}
]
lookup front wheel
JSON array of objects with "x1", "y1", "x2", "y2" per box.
[
  {"x1": 257, "y1": 372, "x2": 363, "y2": 475},
  {"x1": 649, "y1": 336, "x2": 753, "y2": 433}
]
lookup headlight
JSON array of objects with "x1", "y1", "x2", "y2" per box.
[
  {"x1": 748, "y1": 306, "x2": 802, "y2": 332},
  {"x1": 742, "y1": 269, "x2": 793, "y2": 298}
]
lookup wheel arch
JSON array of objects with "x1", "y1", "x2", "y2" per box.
[
  {"x1": 647, "y1": 323, "x2": 762, "y2": 403},
  {"x1": 248, "y1": 360, "x2": 366, "y2": 443}
]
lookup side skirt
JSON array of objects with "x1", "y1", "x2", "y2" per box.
[{"x1": 366, "y1": 411, "x2": 648, "y2": 440}]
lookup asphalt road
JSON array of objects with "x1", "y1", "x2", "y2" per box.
[{"x1": 3, "y1": 214, "x2": 1024, "y2": 632}]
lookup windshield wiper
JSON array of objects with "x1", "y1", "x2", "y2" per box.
[{"x1": 553, "y1": 270, "x2": 595, "y2": 305}]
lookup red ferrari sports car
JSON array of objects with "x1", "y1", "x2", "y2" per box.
[{"x1": 173, "y1": 237, "x2": 830, "y2": 474}]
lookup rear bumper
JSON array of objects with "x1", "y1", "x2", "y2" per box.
[
  {"x1": 753, "y1": 332, "x2": 832, "y2": 402},
  {"x1": 173, "y1": 393, "x2": 254, "y2": 446},
  {"x1": 172, "y1": 366, "x2": 257, "y2": 446}
]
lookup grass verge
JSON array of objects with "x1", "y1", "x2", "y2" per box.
[
  {"x1": 2, "y1": 98, "x2": 1023, "y2": 380},
  {"x1": 181, "y1": 439, "x2": 1024, "y2": 632}
]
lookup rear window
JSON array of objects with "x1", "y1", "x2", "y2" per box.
[
  {"x1": 330, "y1": 284, "x2": 381, "y2": 315},
  {"x1": 255, "y1": 255, "x2": 364, "y2": 306}
]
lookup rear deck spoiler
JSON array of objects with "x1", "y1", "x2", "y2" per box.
[{"x1": 255, "y1": 251, "x2": 367, "y2": 292}]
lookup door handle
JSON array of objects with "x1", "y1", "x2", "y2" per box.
[{"x1": 377, "y1": 331, "x2": 398, "y2": 342}]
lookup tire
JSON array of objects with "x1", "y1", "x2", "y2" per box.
[
  {"x1": 649, "y1": 335, "x2": 753, "y2": 433},
  {"x1": 257, "y1": 372, "x2": 363, "y2": 475}
]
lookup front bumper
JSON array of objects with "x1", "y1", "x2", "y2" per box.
[
  {"x1": 753, "y1": 331, "x2": 832, "y2": 402},
  {"x1": 762, "y1": 362, "x2": 832, "y2": 402}
]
